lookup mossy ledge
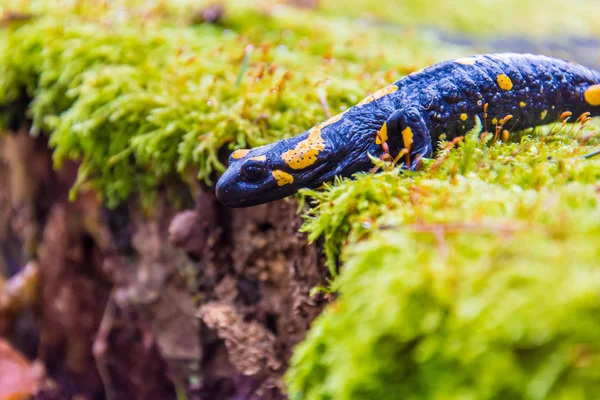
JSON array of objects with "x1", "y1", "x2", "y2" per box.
[
  {"x1": 0, "y1": 0, "x2": 459, "y2": 208},
  {"x1": 287, "y1": 127, "x2": 600, "y2": 399}
]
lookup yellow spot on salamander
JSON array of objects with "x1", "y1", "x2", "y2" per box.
[
  {"x1": 281, "y1": 127, "x2": 326, "y2": 170},
  {"x1": 281, "y1": 109, "x2": 350, "y2": 169},
  {"x1": 519, "y1": 101, "x2": 527, "y2": 107},
  {"x1": 376, "y1": 122, "x2": 388, "y2": 144},
  {"x1": 358, "y1": 85, "x2": 398, "y2": 106},
  {"x1": 460, "y1": 113, "x2": 468, "y2": 121},
  {"x1": 250, "y1": 155, "x2": 266, "y2": 162},
  {"x1": 455, "y1": 57, "x2": 476, "y2": 65},
  {"x1": 272, "y1": 170, "x2": 294, "y2": 186},
  {"x1": 402, "y1": 126, "x2": 414, "y2": 149},
  {"x1": 540, "y1": 110, "x2": 548, "y2": 120},
  {"x1": 232, "y1": 149, "x2": 250, "y2": 159},
  {"x1": 319, "y1": 110, "x2": 347, "y2": 129},
  {"x1": 497, "y1": 74, "x2": 513, "y2": 91},
  {"x1": 584, "y1": 84, "x2": 600, "y2": 106},
  {"x1": 492, "y1": 117, "x2": 498, "y2": 125}
]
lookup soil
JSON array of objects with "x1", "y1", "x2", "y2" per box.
[{"x1": 0, "y1": 122, "x2": 329, "y2": 399}]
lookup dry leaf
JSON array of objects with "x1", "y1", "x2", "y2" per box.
[{"x1": 0, "y1": 338, "x2": 43, "y2": 400}]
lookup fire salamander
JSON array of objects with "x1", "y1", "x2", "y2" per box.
[{"x1": 216, "y1": 53, "x2": 600, "y2": 207}]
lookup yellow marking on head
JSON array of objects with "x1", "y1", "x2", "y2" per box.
[
  {"x1": 281, "y1": 127, "x2": 326, "y2": 170},
  {"x1": 272, "y1": 170, "x2": 294, "y2": 186},
  {"x1": 460, "y1": 113, "x2": 468, "y2": 121},
  {"x1": 491, "y1": 118, "x2": 498, "y2": 125},
  {"x1": 357, "y1": 85, "x2": 399, "y2": 106},
  {"x1": 455, "y1": 57, "x2": 476, "y2": 65},
  {"x1": 540, "y1": 110, "x2": 548, "y2": 120},
  {"x1": 250, "y1": 155, "x2": 266, "y2": 162},
  {"x1": 375, "y1": 122, "x2": 388, "y2": 144},
  {"x1": 232, "y1": 149, "x2": 250, "y2": 159},
  {"x1": 496, "y1": 74, "x2": 513, "y2": 91},
  {"x1": 584, "y1": 84, "x2": 600, "y2": 106},
  {"x1": 401, "y1": 126, "x2": 414, "y2": 149},
  {"x1": 519, "y1": 101, "x2": 527, "y2": 107}
]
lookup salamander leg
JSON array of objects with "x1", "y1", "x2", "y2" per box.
[{"x1": 385, "y1": 108, "x2": 433, "y2": 170}]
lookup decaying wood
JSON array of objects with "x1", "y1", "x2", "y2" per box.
[{"x1": 0, "y1": 125, "x2": 328, "y2": 399}]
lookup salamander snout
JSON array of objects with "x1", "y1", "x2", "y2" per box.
[{"x1": 215, "y1": 159, "x2": 268, "y2": 207}]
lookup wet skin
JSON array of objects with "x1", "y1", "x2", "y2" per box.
[{"x1": 216, "y1": 53, "x2": 600, "y2": 208}]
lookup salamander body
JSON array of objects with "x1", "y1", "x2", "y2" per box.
[{"x1": 216, "y1": 53, "x2": 600, "y2": 207}]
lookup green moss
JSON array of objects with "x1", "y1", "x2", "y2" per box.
[
  {"x1": 287, "y1": 224, "x2": 600, "y2": 400},
  {"x1": 287, "y1": 126, "x2": 600, "y2": 399},
  {"x1": 0, "y1": 0, "x2": 461, "y2": 207},
  {"x1": 300, "y1": 121, "x2": 600, "y2": 274}
]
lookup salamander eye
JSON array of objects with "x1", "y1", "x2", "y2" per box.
[{"x1": 241, "y1": 159, "x2": 268, "y2": 182}]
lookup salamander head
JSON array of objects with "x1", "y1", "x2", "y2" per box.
[
  {"x1": 216, "y1": 129, "x2": 334, "y2": 207},
  {"x1": 216, "y1": 103, "x2": 393, "y2": 207}
]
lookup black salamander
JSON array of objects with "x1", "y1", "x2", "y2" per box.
[{"x1": 216, "y1": 53, "x2": 600, "y2": 207}]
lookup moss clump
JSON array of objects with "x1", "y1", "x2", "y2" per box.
[
  {"x1": 287, "y1": 224, "x2": 600, "y2": 400},
  {"x1": 300, "y1": 121, "x2": 600, "y2": 274},
  {"x1": 287, "y1": 127, "x2": 600, "y2": 399},
  {"x1": 0, "y1": 0, "x2": 461, "y2": 208}
]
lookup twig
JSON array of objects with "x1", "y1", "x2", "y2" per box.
[
  {"x1": 235, "y1": 44, "x2": 254, "y2": 88},
  {"x1": 317, "y1": 90, "x2": 331, "y2": 118},
  {"x1": 405, "y1": 221, "x2": 525, "y2": 236},
  {"x1": 93, "y1": 289, "x2": 117, "y2": 400}
]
